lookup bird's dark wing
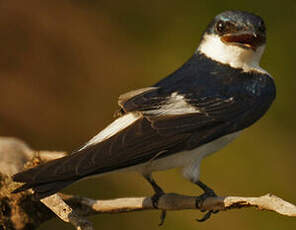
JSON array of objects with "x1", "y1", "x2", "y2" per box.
[
  {"x1": 13, "y1": 87, "x2": 255, "y2": 198},
  {"x1": 12, "y1": 114, "x2": 190, "y2": 198},
  {"x1": 119, "y1": 87, "x2": 251, "y2": 136}
]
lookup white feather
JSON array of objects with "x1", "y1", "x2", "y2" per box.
[
  {"x1": 198, "y1": 34, "x2": 268, "y2": 74},
  {"x1": 80, "y1": 92, "x2": 198, "y2": 150},
  {"x1": 80, "y1": 113, "x2": 141, "y2": 150},
  {"x1": 145, "y1": 92, "x2": 200, "y2": 116}
]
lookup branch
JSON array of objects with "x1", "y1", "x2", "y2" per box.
[
  {"x1": 39, "y1": 192, "x2": 296, "y2": 230},
  {"x1": 0, "y1": 136, "x2": 296, "y2": 230},
  {"x1": 59, "y1": 192, "x2": 296, "y2": 216}
]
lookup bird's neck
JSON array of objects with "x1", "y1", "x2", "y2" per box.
[{"x1": 197, "y1": 34, "x2": 267, "y2": 74}]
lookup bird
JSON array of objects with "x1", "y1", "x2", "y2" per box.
[{"x1": 13, "y1": 10, "x2": 276, "y2": 223}]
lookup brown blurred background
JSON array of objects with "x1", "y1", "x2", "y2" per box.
[{"x1": 0, "y1": 0, "x2": 296, "y2": 229}]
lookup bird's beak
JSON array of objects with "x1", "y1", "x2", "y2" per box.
[{"x1": 221, "y1": 31, "x2": 265, "y2": 51}]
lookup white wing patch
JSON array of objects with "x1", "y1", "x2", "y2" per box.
[
  {"x1": 145, "y1": 92, "x2": 200, "y2": 116},
  {"x1": 80, "y1": 92, "x2": 198, "y2": 150},
  {"x1": 80, "y1": 112, "x2": 141, "y2": 150}
]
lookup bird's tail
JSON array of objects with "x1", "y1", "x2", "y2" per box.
[
  {"x1": 12, "y1": 176, "x2": 75, "y2": 199},
  {"x1": 12, "y1": 156, "x2": 80, "y2": 199}
]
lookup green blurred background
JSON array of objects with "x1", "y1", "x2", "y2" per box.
[{"x1": 0, "y1": 0, "x2": 296, "y2": 229}]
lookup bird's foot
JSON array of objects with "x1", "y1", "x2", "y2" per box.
[
  {"x1": 151, "y1": 191, "x2": 167, "y2": 226},
  {"x1": 144, "y1": 174, "x2": 167, "y2": 226},
  {"x1": 195, "y1": 180, "x2": 219, "y2": 222}
]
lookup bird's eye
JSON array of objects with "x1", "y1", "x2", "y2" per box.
[
  {"x1": 216, "y1": 20, "x2": 234, "y2": 34},
  {"x1": 258, "y1": 21, "x2": 266, "y2": 33}
]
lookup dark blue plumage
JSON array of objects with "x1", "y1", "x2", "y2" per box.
[{"x1": 121, "y1": 51, "x2": 275, "y2": 148}]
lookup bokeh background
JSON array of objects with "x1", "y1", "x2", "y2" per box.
[{"x1": 0, "y1": 0, "x2": 296, "y2": 229}]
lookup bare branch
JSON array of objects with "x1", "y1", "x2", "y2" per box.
[
  {"x1": 36, "y1": 192, "x2": 296, "y2": 229},
  {"x1": 59, "y1": 193, "x2": 296, "y2": 216}
]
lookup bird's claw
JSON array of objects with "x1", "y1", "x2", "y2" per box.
[
  {"x1": 195, "y1": 192, "x2": 219, "y2": 222},
  {"x1": 151, "y1": 191, "x2": 164, "y2": 208},
  {"x1": 151, "y1": 192, "x2": 167, "y2": 226},
  {"x1": 159, "y1": 210, "x2": 167, "y2": 226},
  {"x1": 196, "y1": 210, "x2": 219, "y2": 222},
  {"x1": 195, "y1": 181, "x2": 219, "y2": 222}
]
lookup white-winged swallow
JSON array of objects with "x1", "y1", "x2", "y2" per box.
[{"x1": 13, "y1": 10, "x2": 276, "y2": 223}]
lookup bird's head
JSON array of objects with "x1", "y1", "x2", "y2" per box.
[{"x1": 198, "y1": 11, "x2": 267, "y2": 73}]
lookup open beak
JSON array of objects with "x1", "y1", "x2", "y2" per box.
[{"x1": 221, "y1": 31, "x2": 265, "y2": 51}]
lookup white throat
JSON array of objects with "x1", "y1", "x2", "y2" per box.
[{"x1": 197, "y1": 33, "x2": 267, "y2": 74}]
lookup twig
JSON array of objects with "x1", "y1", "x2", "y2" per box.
[{"x1": 41, "y1": 194, "x2": 93, "y2": 230}]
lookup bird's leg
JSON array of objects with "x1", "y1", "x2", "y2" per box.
[
  {"x1": 196, "y1": 180, "x2": 217, "y2": 197},
  {"x1": 195, "y1": 180, "x2": 219, "y2": 222},
  {"x1": 144, "y1": 174, "x2": 167, "y2": 226}
]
